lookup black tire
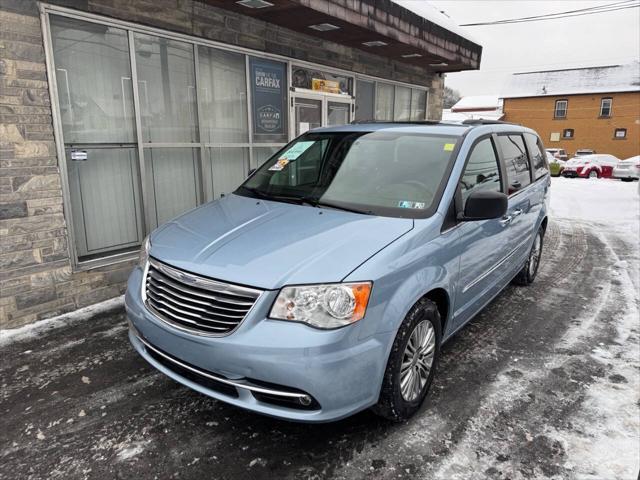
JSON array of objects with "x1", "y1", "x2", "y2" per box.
[
  {"x1": 513, "y1": 226, "x2": 545, "y2": 286},
  {"x1": 372, "y1": 298, "x2": 442, "y2": 422}
]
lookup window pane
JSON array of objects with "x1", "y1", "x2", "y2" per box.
[
  {"x1": 410, "y1": 89, "x2": 427, "y2": 120},
  {"x1": 291, "y1": 65, "x2": 352, "y2": 95},
  {"x1": 50, "y1": 16, "x2": 135, "y2": 144},
  {"x1": 66, "y1": 147, "x2": 143, "y2": 259},
  {"x1": 460, "y1": 138, "x2": 501, "y2": 205},
  {"x1": 252, "y1": 146, "x2": 282, "y2": 169},
  {"x1": 393, "y1": 86, "x2": 411, "y2": 121},
  {"x1": 375, "y1": 83, "x2": 394, "y2": 120},
  {"x1": 134, "y1": 34, "x2": 198, "y2": 143},
  {"x1": 497, "y1": 135, "x2": 531, "y2": 194},
  {"x1": 144, "y1": 148, "x2": 199, "y2": 226},
  {"x1": 198, "y1": 46, "x2": 248, "y2": 143},
  {"x1": 355, "y1": 80, "x2": 375, "y2": 121},
  {"x1": 208, "y1": 147, "x2": 249, "y2": 198},
  {"x1": 524, "y1": 133, "x2": 548, "y2": 180}
]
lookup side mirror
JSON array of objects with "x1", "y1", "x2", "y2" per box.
[{"x1": 460, "y1": 190, "x2": 508, "y2": 221}]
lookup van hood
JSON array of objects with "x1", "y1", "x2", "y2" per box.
[{"x1": 149, "y1": 194, "x2": 413, "y2": 290}]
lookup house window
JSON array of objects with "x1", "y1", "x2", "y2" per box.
[
  {"x1": 563, "y1": 128, "x2": 574, "y2": 139},
  {"x1": 600, "y1": 98, "x2": 612, "y2": 117},
  {"x1": 554, "y1": 99, "x2": 568, "y2": 118},
  {"x1": 614, "y1": 128, "x2": 627, "y2": 139}
]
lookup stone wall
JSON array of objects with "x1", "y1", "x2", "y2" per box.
[{"x1": 0, "y1": 0, "x2": 444, "y2": 328}]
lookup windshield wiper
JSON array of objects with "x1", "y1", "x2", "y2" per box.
[
  {"x1": 315, "y1": 200, "x2": 373, "y2": 215},
  {"x1": 237, "y1": 187, "x2": 318, "y2": 207}
]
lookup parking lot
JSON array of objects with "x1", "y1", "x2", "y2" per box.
[{"x1": 1, "y1": 178, "x2": 638, "y2": 480}]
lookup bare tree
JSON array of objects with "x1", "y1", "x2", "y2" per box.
[{"x1": 443, "y1": 86, "x2": 461, "y2": 109}]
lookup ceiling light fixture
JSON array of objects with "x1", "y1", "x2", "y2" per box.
[
  {"x1": 236, "y1": 0, "x2": 274, "y2": 8},
  {"x1": 429, "y1": 62, "x2": 449, "y2": 67},
  {"x1": 308, "y1": 23, "x2": 341, "y2": 31},
  {"x1": 362, "y1": 40, "x2": 388, "y2": 47},
  {"x1": 401, "y1": 53, "x2": 423, "y2": 58}
]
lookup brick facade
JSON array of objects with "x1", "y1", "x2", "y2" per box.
[
  {"x1": 0, "y1": 0, "x2": 446, "y2": 328},
  {"x1": 502, "y1": 92, "x2": 640, "y2": 159}
]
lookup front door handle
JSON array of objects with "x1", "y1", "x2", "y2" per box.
[
  {"x1": 512, "y1": 208, "x2": 524, "y2": 217},
  {"x1": 499, "y1": 215, "x2": 512, "y2": 226}
]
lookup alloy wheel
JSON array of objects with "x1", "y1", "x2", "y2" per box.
[{"x1": 400, "y1": 320, "x2": 436, "y2": 402}]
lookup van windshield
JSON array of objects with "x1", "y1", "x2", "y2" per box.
[{"x1": 236, "y1": 131, "x2": 460, "y2": 218}]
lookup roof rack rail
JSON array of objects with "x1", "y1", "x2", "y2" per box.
[
  {"x1": 349, "y1": 120, "x2": 454, "y2": 125},
  {"x1": 461, "y1": 119, "x2": 517, "y2": 125}
]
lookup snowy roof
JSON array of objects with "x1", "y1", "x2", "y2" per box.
[
  {"x1": 501, "y1": 62, "x2": 640, "y2": 98},
  {"x1": 451, "y1": 95, "x2": 501, "y2": 111},
  {"x1": 441, "y1": 108, "x2": 504, "y2": 122},
  {"x1": 391, "y1": 1, "x2": 480, "y2": 45}
]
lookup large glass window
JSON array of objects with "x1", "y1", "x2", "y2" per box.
[
  {"x1": 497, "y1": 134, "x2": 531, "y2": 194},
  {"x1": 460, "y1": 138, "x2": 502, "y2": 205},
  {"x1": 393, "y1": 86, "x2": 412, "y2": 121},
  {"x1": 375, "y1": 82, "x2": 395, "y2": 120},
  {"x1": 50, "y1": 16, "x2": 135, "y2": 144},
  {"x1": 134, "y1": 34, "x2": 198, "y2": 143},
  {"x1": 355, "y1": 80, "x2": 375, "y2": 121},
  {"x1": 208, "y1": 147, "x2": 249, "y2": 199},
  {"x1": 144, "y1": 148, "x2": 200, "y2": 227},
  {"x1": 198, "y1": 46, "x2": 248, "y2": 143},
  {"x1": 410, "y1": 88, "x2": 427, "y2": 120}
]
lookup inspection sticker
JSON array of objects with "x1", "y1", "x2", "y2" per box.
[{"x1": 443, "y1": 143, "x2": 455, "y2": 151}]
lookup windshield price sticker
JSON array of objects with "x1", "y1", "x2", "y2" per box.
[
  {"x1": 398, "y1": 201, "x2": 427, "y2": 209},
  {"x1": 279, "y1": 141, "x2": 315, "y2": 160},
  {"x1": 443, "y1": 143, "x2": 455, "y2": 151}
]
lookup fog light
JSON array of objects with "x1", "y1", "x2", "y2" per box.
[{"x1": 299, "y1": 395, "x2": 312, "y2": 406}]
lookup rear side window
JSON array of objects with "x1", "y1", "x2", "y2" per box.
[
  {"x1": 497, "y1": 134, "x2": 531, "y2": 194},
  {"x1": 524, "y1": 133, "x2": 549, "y2": 180},
  {"x1": 460, "y1": 137, "x2": 502, "y2": 206}
]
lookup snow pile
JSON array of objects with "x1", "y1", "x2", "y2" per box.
[{"x1": 0, "y1": 296, "x2": 124, "y2": 347}]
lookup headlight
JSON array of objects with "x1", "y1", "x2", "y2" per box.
[
  {"x1": 138, "y1": 235, "x2": 151, "y2": 268},
  {"x1": 269, "y1": 282, "x2": 372, "y2": 329}
]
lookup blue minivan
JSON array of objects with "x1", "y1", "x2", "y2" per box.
[{"x1": 125, "y1": 121, "x2": 550, "y2": 422}]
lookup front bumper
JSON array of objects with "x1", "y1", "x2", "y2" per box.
[{"x1": 125, "y1": 267, "x2": 392, "y2": 422}]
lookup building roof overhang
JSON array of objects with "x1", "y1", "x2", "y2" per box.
[{"x1": 204, "y1": 0, "x2": 482, "y2": 72}]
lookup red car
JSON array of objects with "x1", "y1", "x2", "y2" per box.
[{"x1": 561, "y1": 154, "x2": 620, "y2": 179}]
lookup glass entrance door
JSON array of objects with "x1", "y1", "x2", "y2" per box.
[{"x1": 292, "y1": 94, "x2": 352, "y2": 138}]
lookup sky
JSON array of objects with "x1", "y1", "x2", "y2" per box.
[{"x1": 395, "y1": 0, "x2": 640, "y2": 97}]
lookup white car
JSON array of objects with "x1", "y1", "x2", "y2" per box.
[
  {"x1": 546, "y1": 148, "x2": 568, "y2": 161},
  {"x1": 561, "y1": 154, "x2": 620, "y2": 179},
  {"x1": 612, "y1": 155, "x2": 640, "y2": 182}
]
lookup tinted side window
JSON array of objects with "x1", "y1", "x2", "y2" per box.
[
  {"x1": 460, "y1": 137, "x2": 502, "y2": 205},
  {"x1": 497, "y1": 134, "x2": 531, "y2": 194},
  {"x1": 524, "y1": 133, "x2": 549, "y2": 180}
]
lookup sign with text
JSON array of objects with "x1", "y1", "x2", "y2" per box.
[
  {"x1": 312, "y1": 78, "x2": 341, "y2": 94},
  {"x1": 250, "y1": 58, "x2": 287, "y2": 138}
]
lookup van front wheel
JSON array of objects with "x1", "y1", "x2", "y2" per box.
[{"x1": 372, "y1": 298, "x2": 441, "y2": 422}]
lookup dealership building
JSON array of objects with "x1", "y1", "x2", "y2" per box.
[{"x1": 0, "y1": 0, "x2": 481, "y2": 327}]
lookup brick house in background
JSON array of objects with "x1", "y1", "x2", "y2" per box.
[
  {"x1": 0, "y1": 0, "x2": 481, "y2": 328},
  {"x1": 501, "y1": 63, "x2": 640, "y2": 159}
]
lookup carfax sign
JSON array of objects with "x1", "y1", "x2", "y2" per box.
[{"x1": 250, "y1": 58, "x2": 286, "y2": 137}]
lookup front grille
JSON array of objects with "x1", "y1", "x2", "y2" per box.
[{"x1": 144, "y1": 258, "x2": 262, "y2": 336}]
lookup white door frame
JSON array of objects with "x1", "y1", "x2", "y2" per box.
[{"x1": 290, "y1": 89, "x2": 354, "y2": 139}]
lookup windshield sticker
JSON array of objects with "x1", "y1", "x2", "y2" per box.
[
  {"x1": 268, "y1": 158, "x2": 290, "y2": 171},
  {"x1": 398, "y1": 201, "x2": 427, "y2": 209},
  {"x1": 279, "y1": 141, "x2": 315, "y2": 160},
  {"x1": 443, "y1": 143, "x2": 455, "y2": 152}
]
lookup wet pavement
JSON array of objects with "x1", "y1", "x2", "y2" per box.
[{"x1": 1, "y1": 216, "x2": 639, "y2": 480}]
